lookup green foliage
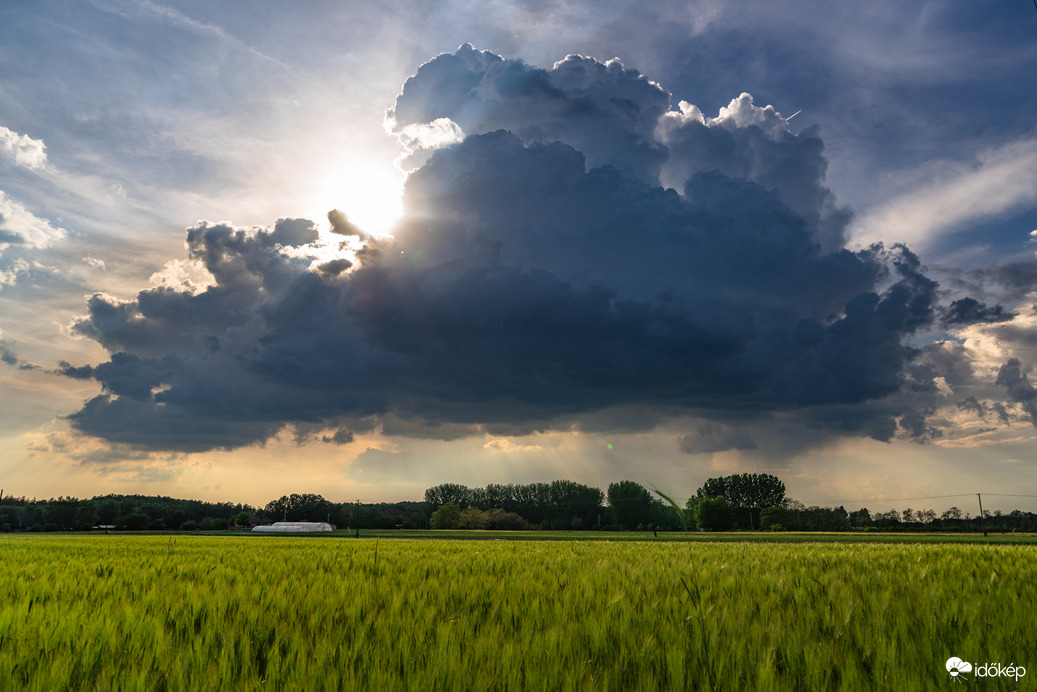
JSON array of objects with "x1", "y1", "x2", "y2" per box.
[
  {"x1": 695, "y1": 496, "x2": 735, "y2": 531},
  {"x1": 697, "y1": 473, "x2": 786, "y2": 512},
  {"x1": 0, "y1": 495, "x2": 255, "y2": 533},
  {"x1": 424, "y1": 483, "x2": 474, "y2": 509},
  {"x1": 429, "y1": 503, "x2": 461, "y2": 529},
  {"x1": 432, "y1": 505, "x2": 527, "y2": 531},
  {"x1": 695, "y1": 473, "x2": 786, "y2": 529},
  {"x1": 263, "y1": 494, "x2": 333, "y2": 522},
  {"x1": 121, "y1": 512, "x2": 149, "y2": 531},
  {"x1": 458, "y1": 508, "x2": 488, "y2": 530},
  {"x1": 484, "y1": 509, "x2": 527, "y2": 530},
  {"x1": 607, "y1": 481, "x2": 654, "y2": 530},
  {"x1": 760, "y1": 506, "x2": 786, "y2": 528},
  {"x1": 425, "y1": 481, "x2": 603, "y2": 528},
  {"x1": 0, "y1": 535, "x2": 1033, "y2": 690},
  {"x1": 199, "y1": 517, "x2": 228, "y2": 531}
]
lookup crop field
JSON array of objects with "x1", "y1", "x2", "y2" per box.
[{"x1": 0, "y1": 535, "x2": 1033, "y2": 691}]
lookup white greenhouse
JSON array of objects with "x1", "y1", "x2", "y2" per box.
[{"x1": 252, "y1": 521, "x2": 335, "y2": 533}]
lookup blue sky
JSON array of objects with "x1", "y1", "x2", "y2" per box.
[{"x1": 2, "y1": 0, "x2": 1037, "y2": 511}]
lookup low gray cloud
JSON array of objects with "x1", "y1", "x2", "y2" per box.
[
  {"x1": 60, "y1": 46, "x2": 971, "y2": 453},
  {"x1": 678, "y1": 420, "x2": 757, "y2": 454}
]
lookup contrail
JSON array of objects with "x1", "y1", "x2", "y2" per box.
[{"x1": 93, "y1": 0, "x2": 302, "y2": 81}]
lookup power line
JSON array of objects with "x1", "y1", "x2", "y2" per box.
[
  {"x1": 796, "y1": 492, "x2": 1037, "y2": 506},
  {"x1": 799, "y1": 493, "x2": 975, "y2": 505},
  {"x1": 978, "y1": 491, "x2": 1037, "y2": 497}
]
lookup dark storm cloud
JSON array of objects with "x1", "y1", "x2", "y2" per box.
[
  {"x1": 940, "y1": 297, "x2": 1013, "y2": 327},
  {"x1": 995, "y1": 359, "x2": 1037, "y2": 425},
  {"x1": 61, "y1": 46, "x2": 955, "y2": 452}
]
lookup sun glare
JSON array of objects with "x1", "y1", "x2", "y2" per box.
[{"x1": 308, "y1": 161, "x2": 404, "y2": 237}]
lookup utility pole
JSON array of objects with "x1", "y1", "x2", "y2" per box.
[{"x1": 977, "y1": 493, "x2": 987, "y2": 537}]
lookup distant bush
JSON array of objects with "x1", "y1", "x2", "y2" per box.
[
  {"x1": 458, "y1": 508, "x2": 489, "y2": 530},
  {"x1": 486, "y1": 509, "x2": 527, "y2": 530},
  {"x1": 430, "y1": 503, "x2": 461, "y2": 529},
  {"x1": 199, "y1": 516, "x2": 228, "y2": 531}
]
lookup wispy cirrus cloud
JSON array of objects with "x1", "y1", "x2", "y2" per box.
[
  {"x1": 86, "y1": 0, "x2": 299, "y2": 78},
  {"x1": 849, "y1": 138, "x2": 1037, "y2": 252}
]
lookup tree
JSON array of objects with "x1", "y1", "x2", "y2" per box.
[
  {"x1": 848, "y1": 508, "x2": 872, "y2": 528},
  {"x1": 759, "y1": 506, "x2": 786, "y2": 529},
  {"x1": 430, "y1": 503, "x2": 461, "y2": 529},
  {"x1": 695, "y1": 473, "x2": 785, "y2": 528},
  {"x1": 263, "y1": 494, "x2": 333, "y2": 522},
  {"x1": 484, "y1": 509, "x2": 527, "y2": 530},
  {"x1": 697, "y1": 473, "x2": 786, "y2": 509},
  {"x1": 458, "y1": 508, "x2": 489, "y2": 530},
  {"x1": 875, "y1": 509, "x2": 901, "y2": 529},
  {"x1": 514, "y1": 483, "x2": 552, "y2": 524},
  {"x1": 424, "y1": 484, "x2": 473, "y2": 509},
  {"x1": 695, "y1": 496, "x2": 735, "y2": 531},
  {"x1": 683, "y1": 497, "x2": 700, "y2": 531},
  {"x1": 607, "y1": 481, "x2": 654, "y2": 530},
  {"x1": 548, "y1": 480, "x2": 603, "y2": 529},
  {"x1": 122, "y1": 512, "x2": 149, "y2": 531}
]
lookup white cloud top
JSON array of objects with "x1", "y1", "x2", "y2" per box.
[
  {"x1": 0, "y1": 190, "x2": 65, "y2": 250},
  {"x1": 0, "y1": 126, "x2": 47, "y2": 170}
]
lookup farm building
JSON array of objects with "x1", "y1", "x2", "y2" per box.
[{"x1": 252, "y1": 522, "x2": 334, "y2": 533}]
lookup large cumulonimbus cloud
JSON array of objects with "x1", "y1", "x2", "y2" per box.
[{"x1": 60, "y1": 45, "x2": 1004, "y2": 453}]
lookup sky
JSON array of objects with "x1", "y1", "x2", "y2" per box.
[{"x1": 2, "y1": 0, "x2": 1037, "y2": 513}]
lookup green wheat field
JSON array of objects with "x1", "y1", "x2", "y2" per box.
[{"x1": 0, "y1": 534, "x2": 1033, "y2": 691}]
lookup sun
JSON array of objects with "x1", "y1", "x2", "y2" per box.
[{"x1": 306, "y1": 160, "x2": 404, "y2": 237}]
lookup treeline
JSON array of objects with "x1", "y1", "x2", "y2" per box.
[
  {"x1": 425, "y1": 476, "x2": 1037, "y2": 533},
  {"x1": 262, "y1": 493, "x2": 427, "y2": 530},
  {"x1": 2, "y1": 477, "x2": 1035, "y2": 533},
  {"x1": 425, "y1": 481, "x2": 607, "y2": 530},
  {"x1": 0, "y1": 493, "x2": 428, "y2": 532},
  {"x1": 0, "y1": 494, "x2": 253, "y2": 532},
  {"x1": 773, "y1": 503, "x2": 1037, "y2": 533}
]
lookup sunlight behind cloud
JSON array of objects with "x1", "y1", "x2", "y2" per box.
[{"x1": 306, "y1": 160, "x2": 404, "y2": 237}]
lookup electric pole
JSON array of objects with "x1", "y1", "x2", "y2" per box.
[{"x1": 977, "y1": 493, "x2": 987, "y2": 537}]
